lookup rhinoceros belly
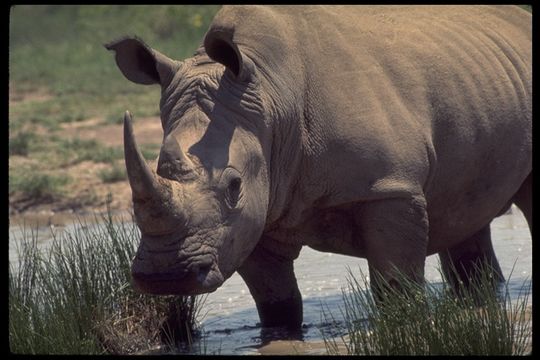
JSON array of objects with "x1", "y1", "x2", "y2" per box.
[{"x1": 265, "y1": 205, "x2": 368, "y2": 258}]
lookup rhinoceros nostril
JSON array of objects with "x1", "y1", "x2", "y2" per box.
[
  {"x1": 186, "y1": 256, "x2": 213, "y2": 283},
  {"x1": 196, "y1": 264, "x2": 212, "y2": 283}
]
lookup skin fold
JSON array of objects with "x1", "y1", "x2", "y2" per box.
[{"x1": 106, "y1": 5, "x2": 531, "y2": 330}]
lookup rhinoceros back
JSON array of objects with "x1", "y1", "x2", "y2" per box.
[{"x1": 209, "y1": 5, "x2": 532, "y2": 248}]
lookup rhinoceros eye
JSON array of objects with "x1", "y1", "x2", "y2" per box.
[
  {"x1": 226, "y1": 177, "x2": 242, "y2": 209},
  {"x1": 220, "y1": 167, "x2": 243, "y2": 209}
]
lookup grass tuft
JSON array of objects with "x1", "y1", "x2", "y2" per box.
[
  {"x1": 9, "y1": 210, "x2": 205, "y2": 354},
  {"x1": 56, "y1": 137, "x2": 125, "y2": 165},
  {"x1": 9, "y1": 172, "x2": 71, "y2": 200},
  {"x1": 9, "y1": 131, "x2": 38, "y2": 156},
  {"x1": 98, "y1": 164, "x2": 127, "y2": 183},
  {"x1": 321, "y1": 264, "x2": 531, "y2": 355}
]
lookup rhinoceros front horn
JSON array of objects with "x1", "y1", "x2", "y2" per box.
[{"x1": 123, "y1": 111, "x2": 160, "y2": 200}]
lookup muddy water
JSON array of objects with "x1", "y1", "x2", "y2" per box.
[{"x1": 8, "y1": 207, "x2": 531, "y2": 355}]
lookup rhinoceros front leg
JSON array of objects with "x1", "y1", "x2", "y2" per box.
[
  {"x1": 357, "y1": 195, "x2": 429, "y2": 299},
  {"x1": 237, "y1": 238, "x2": 303, "y2": 329},
  {"x1": 439, "y1": 225, "x2": 504, "y2": 294}
]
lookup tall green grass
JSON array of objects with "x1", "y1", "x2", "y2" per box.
[
  {"x1": 9, "y1": 210, "x2": 206, "y2": 354},
  {"x1": 322, "y1": 265, "x2": 531, "y2": 355}
]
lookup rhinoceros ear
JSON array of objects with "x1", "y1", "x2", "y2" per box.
[
  {"x1": 105, "y1": 37, "x2": 177, "y2": 87},
  {"x1": 204, "y1": 28, "x2": 254, "y2": 81}
]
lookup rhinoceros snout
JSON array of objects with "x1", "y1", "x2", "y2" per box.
[{"x1": 131, "y1": 253, "x2": 222, "y2": 295}]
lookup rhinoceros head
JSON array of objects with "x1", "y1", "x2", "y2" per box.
[{"x1": 106, "y1": 31, "x2": 271, "y2": 295}]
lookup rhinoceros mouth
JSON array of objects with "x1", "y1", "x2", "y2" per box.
[
  {"x1": 131, "y1": 224, "x2": 227, "y2": 295},
  {"x1": 131, "y1": 269, "x2": 224, "y2": 295},
  {"x1": 132, "y1": 273, "x2": 221, "y2": 295},
  {"x1": 131, "y1": 253, "x2": 224, "y2": 295}
]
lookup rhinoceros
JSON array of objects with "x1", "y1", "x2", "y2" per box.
[{"x1": 106, "y1": 5, "x2": 531, "y2": 329}]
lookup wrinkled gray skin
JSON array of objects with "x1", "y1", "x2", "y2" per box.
[{"x1": 106, "y1": 5, "x2": 531, "y2": 329}]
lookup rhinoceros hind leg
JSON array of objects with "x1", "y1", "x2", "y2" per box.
[
  {"x1": 439, "y1": 225, "x2": 504, "y2": 295},
  {"x1": 237, "y1": 240, "x2": 303, "y2": 330},
  {"x1": 512, "y1": 172, "x2": 532, "y2": 233}
]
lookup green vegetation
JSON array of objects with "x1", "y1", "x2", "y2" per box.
[
  {"x1": 9, "y1": 131, "x2": 39, "y2": 156},
  {"x1": 9, "y1": 5, "x2": 220, "y2": 207},
  {"x1": 10, "y1": 5, "x2": 220, "y2": 120},
  {"x1": 99, "y1": 164, "x2": 127, "y2": 183},
  {"x1": 140, "y1": 144, "x2": 161, "y2": 161},
  {"x1": 9, "y1": 171, "x2": 71, "y2": 200},
  {"x1": 9, "y1": 8, "x2": 214, "y2": 351},
  {"x1": 56, "y1": 137, "x2": 124, "y2": 165},
  {"x1": 9, "y1": 211, "x2": 206, "y2": 354},
  {"x1": 322, "y1": 265, "x2": 531, "y2": 355}
]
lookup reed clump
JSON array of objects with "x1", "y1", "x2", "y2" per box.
[
  {"x1": 322, "y1": 264, "x2": 531, "y2": 355},
  {"x1": 9, "y1": 210, "x2": 205, "y2": 354}
]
